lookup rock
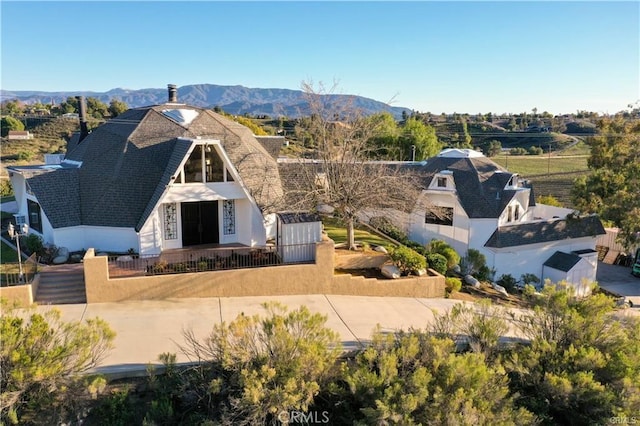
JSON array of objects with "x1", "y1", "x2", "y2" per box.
[
  {"x1": 415, "y1": 268, "x2": 427, "y2": 276},
  {"x1": 373, "y1": 245, "x2": 388, "y2": 254},
  {"x1": 491, "y1": 282, "x2": 509, "y2": 297},
  {"x1": 452, "y1": 264, "x2": 461, "y2": 274},
  {"x1": 464, "y1": 274, "x2": 480, "y2": 288},
  {"x1": 380, "y1": 264, "x2": 401, "y2": 279},
  {"x1": 52, "y1": 247, "x2": 69, "y2": 264},
  {"x1": 116, "y1": 255, "x2": 134, "y2": 262}
]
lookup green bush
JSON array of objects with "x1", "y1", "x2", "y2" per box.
[
  {"x1": 460, "y1": 248, "x2": 487, "y2": 276},
  {"x1": 0, "y1": 180, "x2": 13, "y2": 197},
  {"x1": 509, "y1": 147, "x2": 528, "y2": 156},
  {"x1": 23, "y1": 234, "x2": 44, "y2": 256},
  {"x1": 426, "y1": 253, "x2": 448, "y2": 275},
  {"x1": 369, "y1": 216, "x2": 408, "y2": 243},
  {"x1": 497, "y1": 274, "x2": 517, "y2": 292},
  {"x1": 389, "y1": 245, "x2": 427, "y2": 275},
  {"x1": 528, "y1": 146, "x2": 543, "y2": 155},
  {"x1": 520, "y1": 273, "x2": 540, "y2": 287},
  {"x1": 17, "y1": 150, "x2": 34, "y2": 161},
  {"x1": 428, "y1": 239, "x2": 460, "y2": 269},
  {"x1": 445, "y1": 277, "x2": 462, "y2": 295}
]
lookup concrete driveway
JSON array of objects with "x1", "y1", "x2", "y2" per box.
[{"x1": 597, "y1": 262, "x2": 640, "y2": 307}]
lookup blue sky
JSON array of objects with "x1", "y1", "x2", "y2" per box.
[{"x1": 1, "y1": 1, "x2": 638, "y2": 114}]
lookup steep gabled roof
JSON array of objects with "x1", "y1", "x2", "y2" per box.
[
  {"x1": 414, "y1": 152, "x2": 522, "y2": 218},
  {"x1": 26, "y1": 103, "x2": 284, "y2": 230},
  {"x1": 484, "y1": 215, "x2": 606, "y2": 248}
]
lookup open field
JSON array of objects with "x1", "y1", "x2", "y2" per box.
[{"x1": 492, "y1": 154, "x2": 589, "y2": 175}]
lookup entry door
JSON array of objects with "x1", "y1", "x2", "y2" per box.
[{"x1": 181, "y1": 201, "x2": 219, "y2": 246}]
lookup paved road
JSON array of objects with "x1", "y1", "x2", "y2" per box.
[{"x1": 597, "y1": 262, "x2": 640, "y2": 307}]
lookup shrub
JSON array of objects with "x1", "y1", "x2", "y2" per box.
[
  {"x1": 445, "y1": 277, "x2": 462, "y2": 295},
  {"x1": 389, "y1": 245, "x2": 427, "y2": 275},
  {"x1": 428, "y1": 239, "x2": 460, "y2": 269},
  {"x1": 179, "y1": 302, "x2": 340, "y2": 424},
  {"x1": 528, "y1": 146, "x2": 543, "y2": 155},
  {"x1": 520, "y1": 273, "x2": 540, "y2": 287},
  {"x1": 426, "y1": 253, "x2": 448, "y2": 275},
  {"x1": 460, "y1": 248, "x2": 487, "y2": 276},
  {"x1": 369, "y1": 216, "x2": 408, "y2": 243},
  {"x1": 16, "y1": 150, "x2": 34, "y2": 161},
  {"x1": 23, "y1": 234, "x2": 44, "y2": 256},
  {"x1": 0, "y1": 179, "x2": 12, "y2": 197},
  {"x1": 497, "y1": 274, "x2": 517, "y2": 292},
  {"x1": 509, "y1": 147, "x2": 527, "y2": 156}
]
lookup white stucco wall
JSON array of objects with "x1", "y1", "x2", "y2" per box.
[
  {"x1": 409, "y1": 191, "x2": 471, "y2": 255},
  {"x1": 53, "y1": 226, "x2": 139, "y2": 253},
  {"x1": 542, "y1": 257, "x2": 593, "y2": 297},
  {"x1": 486, "y1": 236, "x2": 599, "y2": 282}
]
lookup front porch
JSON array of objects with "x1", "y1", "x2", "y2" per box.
[{"x1": 107, "y1": 243, "x2": 316, "y2": 278}]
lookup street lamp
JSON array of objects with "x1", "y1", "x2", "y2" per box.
[{"x1": 8, "y1": 223, "x2": 29, "y2": 283}]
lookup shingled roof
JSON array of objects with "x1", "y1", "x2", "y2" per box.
[
  {"x1": 484, "y1": 215, "x2": 606, "y2": 248},
  {"x1": 543, "y1": 251, "x2": 583, "y2": 272},
  {"x1": 25, "y1": 103, "x2": 283, "y2": 230},
  {"x1": 412, "y1": 151, "x2": 525, "y2": 218}
]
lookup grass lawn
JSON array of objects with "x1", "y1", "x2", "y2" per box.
[
  {"x1": 492, "y1": 155, "x2": 589, "y2": 176},
  {"x1": 322, "y1": 217, "x2": 393, "y2": 248},
  {"x1": 1, "y1": 241, "x2": 19, "y2": 263}
]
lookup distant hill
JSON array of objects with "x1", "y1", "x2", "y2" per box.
[{"x1": 0, "y1": 84, "x2": 411, "y2": 119}]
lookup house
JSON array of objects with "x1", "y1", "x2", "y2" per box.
[
  {"x1": 7, "y1": 85, "x2": 288, "y2": 256},
  {"x1": 406, "y1": 148, "x2": 605, "y2": 289},
  {"x1": 7, "y1": 131, "x2": 33, "y2": 140}
]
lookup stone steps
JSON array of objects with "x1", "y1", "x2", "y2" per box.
[{"x1": 35, "y1": 264, "x2": 86, "y2": 305}]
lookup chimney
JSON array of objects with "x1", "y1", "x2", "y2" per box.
[
  {"x1": 76, "y1": 96, "x2": 89, "y2": 142},
  {"x1": 168, "y1": 84, "x2": 177, "y2": 102}
]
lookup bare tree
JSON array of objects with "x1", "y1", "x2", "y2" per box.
[{"x1": 284, "y1": 81, "x2": 422, "y2": 250}]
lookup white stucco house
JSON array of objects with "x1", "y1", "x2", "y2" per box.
[
  {"x1": 7, "y1": 86, "x2": 294, "y2": 256},
  {"x1": 405, "y1": 149, "x2": 605, "y2": 289}
]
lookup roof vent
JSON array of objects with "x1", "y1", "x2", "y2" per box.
[{"x1": 167, "y1": 84, "x2": 178, "y2": 102}]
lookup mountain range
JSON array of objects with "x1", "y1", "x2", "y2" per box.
[{"x1": 0, "y1": 84, "x2": 411, "y2": 119}]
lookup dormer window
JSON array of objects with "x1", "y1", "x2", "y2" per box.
[
  {"x1": 178, "y1": 143, "x2": 234, "y2": 184},
  {"x1": 437, "y1": 177, "x2": 447, "y2": 188}
]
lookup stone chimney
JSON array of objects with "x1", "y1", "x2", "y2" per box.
[{"x1": 168, "y1": 84, "x2": 178, "y2": 102}]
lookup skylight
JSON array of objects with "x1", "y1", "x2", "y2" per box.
[{"x1": 162, "y1": 109, "x2": 199, "y2": 126}]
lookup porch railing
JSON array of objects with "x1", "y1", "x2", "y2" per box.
[
  {"x1": 107, "y1": 243, "x2": 317, "y2": 278},
  {"x1": 1, "y1": 253, "x2": 38, "y2": 286}
]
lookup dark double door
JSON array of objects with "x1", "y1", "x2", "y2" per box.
[{"x1": 181, "y1": 201, "x2": 219, "y2": 246}]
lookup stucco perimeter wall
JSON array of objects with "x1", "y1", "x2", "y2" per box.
[
  {"x1": 84, "y1": 239, "x2": 445, "y2": 303},
  {"x1": 0, "y1": 274, "x2": 40, "y2": 307}
]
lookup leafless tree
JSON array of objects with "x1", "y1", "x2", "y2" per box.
[{"x1": 284, "y1": 81, "x2": 423, "y2": 250}]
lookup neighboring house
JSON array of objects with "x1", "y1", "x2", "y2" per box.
[
  {"x1": 7, "y1": 86, "x2": 287, "y2": 256},
  {"x1": 407, "y1": 148, "x2": 605, "y2": 289},
  {"x1": 8, "y1": 131, "x2": 33, "y2": 140}
]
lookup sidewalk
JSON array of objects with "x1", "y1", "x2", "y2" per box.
[{"x1": 36, "y1": 295, "x2": 464, "y2": 375}]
